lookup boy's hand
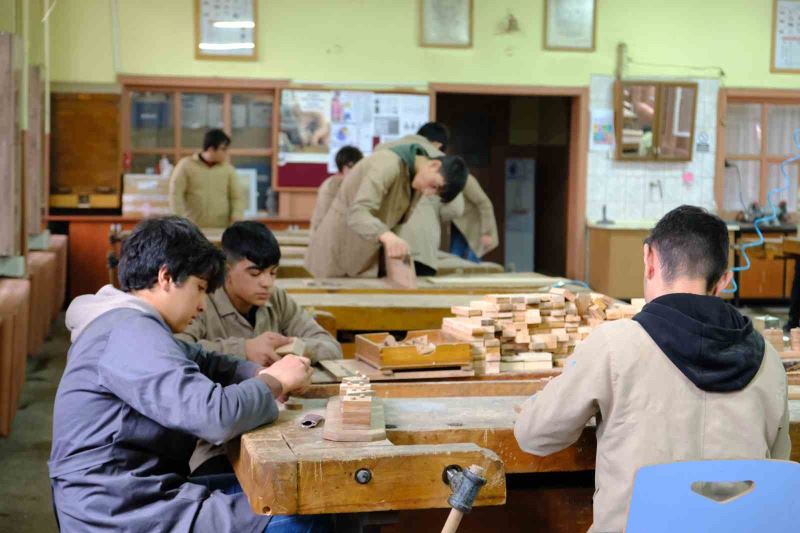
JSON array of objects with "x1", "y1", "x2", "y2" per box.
[
  {"x1": 245, "y1": 331, "x2": 291, "y2": 366},
  {"x1": 379, "y1": 231, "x2": 409, "y2": 259},
  {"x1": 259, "y1": 355, "x2": 313, "y2": 395}
]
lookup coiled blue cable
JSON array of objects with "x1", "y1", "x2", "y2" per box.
[{"x1": 724, "y1": 128, "x2": 800, "y2": 294}]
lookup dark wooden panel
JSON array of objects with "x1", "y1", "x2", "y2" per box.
[{"x1": 51, "y1": 93, "x2": 120, "y2": 195}]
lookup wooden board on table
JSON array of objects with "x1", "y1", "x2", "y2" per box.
[
  {"x1": 322, "y1": 396, "x2": 387, "y2": 442},
  {"x1": 290, "y1": 293, "x2": 477, "y2": 331},
  {"x1": 300, "y1": 378, "x2": 553, "y2": 399},
  {"x1": 355, "y1": 330, "x2": 472, "y2": 370},
  {"x1": 436, "y1": 251, "x2": 505, "y2": 276},
  {"x1": 231, "y1": 399, "x2": 506, "y2": 516},
  {"x1": 276, "y1": 258, "x2": 312, "y2": 278},
  {"x1": 276, "y1": 272, "x2": 571, "y2": 295},
  {"x1": 320, "y1": 358, "x2": 474, "y2": 382}
]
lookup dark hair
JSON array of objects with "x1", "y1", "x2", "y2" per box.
[
  {"x1": 435, "y1": 155, "x2": 469, "y2": 203},
  {"x1": 203, "y1": 129, "x2": 231, "y2": 151},
  {"x1": 644, "y1": 205, "x2": 729, "y2": 291},
  {"x1": 118, "y1": 216, "x2": 225, "y2": 293},
  {"x1": 335, "y1": 145, "x2": 363, "y2": 173},
  {"x1": 221, "y1": 221, "x2": 281, "y2": 270},
  {"x1": 417, "y1": 122, "x2": 450, "y2": 152}
]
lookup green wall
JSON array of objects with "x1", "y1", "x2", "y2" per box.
[{"x1": 46, "y1": 1, "x2": 800, "y2": 88}]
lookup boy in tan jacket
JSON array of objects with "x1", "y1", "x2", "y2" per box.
[{"x1": 515, "y1": 205, "x2": 790, "y2": 533}]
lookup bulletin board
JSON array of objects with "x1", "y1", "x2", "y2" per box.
[
  {"x1": 772, "y1": 0, "x2": 800, "y2": 73},
  {"x1": 275, "y1": 88, "x2": 431, "y2": 190}
]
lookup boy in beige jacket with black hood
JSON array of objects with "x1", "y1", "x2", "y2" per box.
[{"x1": 515, "y1": 205, "x2": 790, "y2": 533}]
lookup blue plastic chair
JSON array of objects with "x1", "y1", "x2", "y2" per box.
[{"x1": 626, "y1": 460, "x2": 800, "y2": 533}]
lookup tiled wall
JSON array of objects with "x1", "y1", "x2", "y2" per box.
[{"x1": 586, "y1": 75, "x2": 720, "y2": 224}]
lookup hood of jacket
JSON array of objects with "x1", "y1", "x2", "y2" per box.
[{"x1": 65, "y1": 284, "x2": 164, "y2": 343}]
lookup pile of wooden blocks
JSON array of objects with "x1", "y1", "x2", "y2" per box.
[
  {"x1": 442, "y1": 288, "x2": 643, "y2": 373},
  {"x1": 339, "y1": 375, "x2": 374, "y2": 429}
]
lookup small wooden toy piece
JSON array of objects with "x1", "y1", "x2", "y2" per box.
[
  {"x1": 276, "y1": 337, "x2": 306, "y2": 356},
  {"x1": 323, "y1": 374, "x2": 387, "y2": 442},
  {"x1": 763, "y1": 328, "x2": 785, "y2": 353},
  {"x1": 791, "y1": 328, "x2": 800, "y2": 352}
]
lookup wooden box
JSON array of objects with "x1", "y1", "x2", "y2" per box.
[{"x1": 355, "y1": 329, "x2": 472, "y2": 371}]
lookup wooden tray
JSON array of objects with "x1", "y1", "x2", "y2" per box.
[{"x1": 355, "y1": 329, "x2": 472, "y2": 371}]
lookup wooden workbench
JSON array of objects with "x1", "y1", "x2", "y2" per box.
[
  {"x1": 277, "y1": 272, "x2": 570, "y2": 295},
  {"x1": 232, "y1": 381, "x2": 800, "y2": 532},
  {"x1": 291, "y1": 293, "x2": 479, "y2": 332}
]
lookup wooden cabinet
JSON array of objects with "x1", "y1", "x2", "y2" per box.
[{"x1": 736, "y1": 231, "x2": 795, "y2": 300}]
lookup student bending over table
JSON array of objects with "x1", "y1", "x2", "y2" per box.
[
  {"x1": 177, "y1": 220, "x2": 342, "y2": 475},
  {"x1": 49, "y1": 216, "x2": 331, "y2": 532},
  {"x1": 514, "y1": 205, "x2": 791, "y2": 533}
]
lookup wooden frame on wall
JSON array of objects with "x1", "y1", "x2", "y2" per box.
[
  {"x1": 771, "y1": 0, "x2": 800, "y2": 74},
  {"x1": 544, "y1": 0, "x2": 597, "y2": 52},
  {"x1": 194, "y1": 0, "x2": 258, "y2": 61},
  {"x1": 419, "y1": 0, "x2": 473, "y2": 48}
]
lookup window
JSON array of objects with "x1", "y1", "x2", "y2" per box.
[
  {"x1": 718, "y1": 91, "x2": 800, "y2": 217},
  {"x1": 120, "y1": 76, "x2": 283, "y2": 214}
]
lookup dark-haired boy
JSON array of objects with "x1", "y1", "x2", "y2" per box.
[
  {"x1": 169, "y1": 128, "x2": 245, "y2": 228},
  {"x1": 49, "y1": 216, "x2": 329, "y2": 532},
  {"x1": 310, "y1": 145, "x2": 364, "y2": 233},
  {"x1": 177, "y1": 221, "x2": 341, "y2": 474},
  {"x1": 305, "y1": 143, "x2": 469, "y2": 278},
  {"x1": 514, "y1": 206, "x2": 790, "y2": 532}
]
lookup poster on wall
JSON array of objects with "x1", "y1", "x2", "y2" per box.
[
  {"x1": 589, "y1": 109, "x2": 614, "y2": 152},
  {"x1": 278, "y1": 90, "x2": 332, "y2": 164},
  {"x1": 772, "y1": 0, "x2": 800, "y2": 72},
  {"x1": 327, "y1": 91, "x2": 375, "y2": 172}
]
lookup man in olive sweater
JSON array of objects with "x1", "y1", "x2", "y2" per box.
[{"x1": 169, "y1": 129, "x2": 245, "y2": 228}]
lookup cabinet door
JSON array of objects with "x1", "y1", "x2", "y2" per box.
[{"x1": 738, "y1": 236, "x2": 786, "y2": 299}]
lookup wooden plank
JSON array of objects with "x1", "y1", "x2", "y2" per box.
[
  {"x1": 294, "y1": 443, "x2": 505, "y2": 515},
  {"x1": 319, "y1": 358, "x2": 475, "y2": 382},
  {"x1": 299, "y1": 379, "x2": 551, "y2": 399},
  {"x1": 0, "y1": 34, "x2": 19, "y2": 257}
]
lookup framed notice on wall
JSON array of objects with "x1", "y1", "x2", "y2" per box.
[
  {"x1": 772, "y1": 0, "x2": 800, "y2": 73},
  {"x1": 419, "y1": 0, "x2": 473, "y2": 48},
  {"x1": 195, "y1": 0, "x2": 257, "y2": 60},
  {"x1": 544, "y1": 0, "x2": 596, "y2": 52}
]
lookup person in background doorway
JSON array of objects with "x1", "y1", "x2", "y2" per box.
[
  {"x1": 377, "y1": 123, "x2": 464, "y2": 276},
  {"x1": 169, "y1": 129, "x2": 245, "y2": 228},
  {"x1": 514, "y1": 206, "x2": 790, "y2": 532},
  {"x1": 310, "y1": 145, "x2": 363, "y2": 233}
]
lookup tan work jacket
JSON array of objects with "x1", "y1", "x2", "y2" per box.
[
  {"x1": 176, "y1": 286, "x2": 341, "y2": 363},
  {"x1": 453, "y1": 174, "x2": 498, "y2": 257},
  {"x1": 168, "y1": 154, "x2": 244, "y2": 228},
  {"x1": 310, "y1": 174, "x2": 343, "y2": 233},
  {"x1": 514, "y1": 319, "x2": 790, "y2": 533},
  {"x1": 304, "y1": 149, "x2": 421, "y2": 278},
  {"x1": 376, "y1": 135, "x2": 462, "y2": 271}
]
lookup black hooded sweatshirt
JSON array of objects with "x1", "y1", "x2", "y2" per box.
[{"x1": 632, "y1": 293, "x2": 765, "y2": 393}]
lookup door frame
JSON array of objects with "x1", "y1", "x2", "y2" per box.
[{"x1": 429, "y1": 83, "x2": 589, "y2": 280}]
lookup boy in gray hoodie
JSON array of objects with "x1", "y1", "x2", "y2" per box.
[{"x1": 49, "y1": 216, "x2": 330, "y2": 532}]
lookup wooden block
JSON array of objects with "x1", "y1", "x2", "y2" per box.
[
  {"x1": 549, "y1": 287, "x2": 576, "y2": 302},
  {"x1": 630, "y1": 298, "x2": 646, "y2": 310},
  {"x1": 470, "y1": 300, "x2": 512, "y2": 313},
  {"x1": 451, "y1": 305, "x2": 481, "y2": 317},
  {"x1": 525, "y1": 309, "x2": 542, "y2": 324},
  {"x1": 323, "y1": 397, "x2": 386, "y2": 442},
  {"x1": 502, "y1": 352, "x2": 553, "y2": 363},
  {"x1": 384, "y1": 254, "x2": 417, "y2": 289},
  {"x1": 575, "y1": 293, "x2": 592, "y2": 315},
  {"x1": 276, "y1": 337, "x2": 306, "y2": 356}
]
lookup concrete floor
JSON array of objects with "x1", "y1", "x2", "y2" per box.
[
  {"x1": 0, "y1": 304, "x2": 791, "y2": 533},
  {"x1": 0, "y1": 315, "x2": 66, "y2": 533}
]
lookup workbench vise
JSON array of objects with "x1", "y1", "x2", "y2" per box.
[{"x1": 446, "y1": 464, "x2": 486, "y2": 513}]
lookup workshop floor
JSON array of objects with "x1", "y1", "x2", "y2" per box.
[{"x1": 0, "y1": 305, "x2": 790, "y2": 532}]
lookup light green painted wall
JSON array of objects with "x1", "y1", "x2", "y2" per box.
[
  {"x1": 50, "y1": 0, "x2": 800, "y2": 88},
  {"x1": 0, "y1": 0, "x2": 14, "y2": 33}
]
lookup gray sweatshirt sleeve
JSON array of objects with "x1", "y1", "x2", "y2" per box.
[
  {"x1": 176, "y1": 338, "x2": 260, "y2": 384},
  {"x1": 98, "y1": 314, "x2": 278, "y2": 446}
]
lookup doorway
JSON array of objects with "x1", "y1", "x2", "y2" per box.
[{"x1": 434, "y1": 88, "x2": 580, "y2": 277}]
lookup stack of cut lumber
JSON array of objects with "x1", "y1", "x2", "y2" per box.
[{"x1": 442, "y1": 288, "x2": 643, "y2": 373}]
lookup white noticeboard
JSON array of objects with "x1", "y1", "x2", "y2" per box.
[{"x1": 773, "y1": 0, "x2": 800, "y2": 72}]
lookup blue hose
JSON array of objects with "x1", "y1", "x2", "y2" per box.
[{"x1": 724, "y1": 128, "x2": 800, "y2": 293}]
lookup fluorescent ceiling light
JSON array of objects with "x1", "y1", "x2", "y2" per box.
[
  {"x1": 198, "y1": 42, "x2": 255, "y2": 50},
  {"x1": 213, "y1": 20, "x2": 255, "y2": 29}
]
